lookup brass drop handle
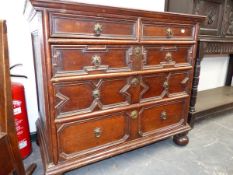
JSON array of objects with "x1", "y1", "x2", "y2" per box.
[
  {"x1": 166, "y1": 28, "x2": 173, "y2": 38},
  {"x1": 91, "y1": 55, "x2": 101, "y2": 67},
  {"x1": 93, "y1": 89, "x2": 100, "y2": 99},
  {"x1": 163, "y1": 80, "x2": 169, "y2": 90},
  {"x1": 165, "y1": 52, "x2": 173, "y2": 62},
  {"x1": 131, "y1": 78, "x2": 139, "y2": 86},
  {"x1": 130, "y1": 110, "x2": 138, "y2": 119},
  {"x1": 160, "y1": 111, "x2": 167, "y2": 120},
  {"x1": 94, "y1": 23, "x2": 102, "y2": 36},
  {"x1": 94, "y1": 127, "x2": 102, "y2": 138}
]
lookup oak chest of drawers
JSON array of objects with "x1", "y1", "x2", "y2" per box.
[{"x1": 24, "y1": 1, "x2": 205, "y2": 174}]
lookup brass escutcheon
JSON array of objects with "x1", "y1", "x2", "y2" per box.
[
  {"x1": 165, "y1": 52, "x2": 173, "y2": 62},
  {"x1": 94, "y1": 127, "x2": 102, "y2": 138},
  {"x1": 94, "y1": 23, "x2": 102, "y2": 36},
  {"x1": 134, "y1": 47, "x2": 141, "y2": 55},
  {"x1": 92, "y1": 89, "x2": 100, "y2": 99},
  {"x1": 130, "y1": 110, "x2": 138, "y2": 119},
  {"x1": 131, "y1": 77, "x2": 139, "y2": 86},
  {"x1": 160, "y1": 111, "x2": 167, "y2": 120},
  {"x1": 166, "y1": 28, "x2": 173, "y2": 38},
  {"x1": 91, "y1": 55, "x2": 101, "y2": 67}
]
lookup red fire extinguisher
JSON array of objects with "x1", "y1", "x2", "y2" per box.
[{"x1": 10, "y1": 64, "x2": 32, "y2": 159}]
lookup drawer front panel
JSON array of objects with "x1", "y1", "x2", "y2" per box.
[
  {"x1": 51, "y1": 45, "x2": 194, "y2": 77},
  {"x1": 143, "y1": 45, "x2": 193, "y2": 69},
  {"x1": 57, "y1": 112, "x2": 129, "y2": 159},
  {"x1": 140, "y1": 71, "x2": 191, "y2": 103},
  {"x1": 51, "y1": 45, "x2": 132, "y2": 77},
  {"x1": 54, "y1": 76, "x2": 141, "y2": 118},
  {"x1": 50, "y1": 13, "x2": 137, "y2": 39},
  {"x1": 141, "y1": 21, "x2": 194, "y2": 40},
  {"x1": 138, "y1": 99, "x2": 187, "y2": 136}
]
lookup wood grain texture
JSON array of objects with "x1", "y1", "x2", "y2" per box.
[
  {"x1": 24, "y1": 0, "x2": 204, "y2": 174},
  {"x1": 57, "y1": 112, "x2": 129, "y2": 160},
  {"x1": 141, "y1": 20, "x2": 194, "y2": 40},
  {"x1": 0, "y1": 133, "x2": 15, "y2": 175},
  {"x1": 138, "y1": 99, "x2": 187, "y2": 137},
  {"x1": 50, "y1": 13, "x2": 137, "y2": 39}
]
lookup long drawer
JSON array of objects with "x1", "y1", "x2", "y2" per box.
[
  {"x1": 51, "y1": 45, "x2": 193, "y2": 77},
  {"x1": 53, "y1": 70, "x2": 191, "y2": 118},
  {"x1": 56, "y1": 98, "x2": 188, "y2": 161}
]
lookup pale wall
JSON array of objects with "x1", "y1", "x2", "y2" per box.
[
  {"x1": 198, "y1": 56, "x2": 230, "y2": 91},
  {"x1": 0, "y1": 0, "x2": 38, "y2": 132}
]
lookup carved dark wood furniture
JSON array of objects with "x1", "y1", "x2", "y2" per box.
[
  {"x1": 165, "y1": 0, "x2": 233, "y2": 126},
  {"x1": 24, "y1": 0, "x2": 204, "y2": 174},
  {"x1": 0, "y1": 20, "x2": 36, "y2": 175}
]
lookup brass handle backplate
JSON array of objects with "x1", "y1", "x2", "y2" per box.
[
  {"x1": 94, "y1": 127, "x2": 102, "y2": 138},
  {"x1": 160, "y1": 111, "x2": 167, "y2": 120},
  {"x1": 93, "y1": 89, "x2": 100, "y2": 99},
  {"x1": 91, "y1": 55, "x2": 101, "y2": 67},
  {"x1": 166, "y1": 28, "x2": 173, "y2": 38},
  {"x1": 165, "y1": 52, "x2": 173, "y2": 62},
  {"x1": 131, "y1": 78, "x2": 139, "y2": 86},
  {"x1": 94, "y1": 23, "x2": 102, "y2": 36},
  {"x1": 134, "y1": 47, "x2": 141, "y2": 55},
  {"x1": 130, "y1": 110, "x2": 138, "y2": 119}
]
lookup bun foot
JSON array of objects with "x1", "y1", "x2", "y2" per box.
[{"x1": 173, "y1": 133, "x2": 189, "y2": 146}]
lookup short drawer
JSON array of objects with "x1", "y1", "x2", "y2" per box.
[
  {"x1": 50, "y1": 13, "x2": 137, "y2": 39},
  {"x1": 140, "y1": 71, "x2": 191, "y2": 103},
  {"x1": 138, "y1": 99, "x2": 188, "y2": 137},
  {"x1": 51, "y1": 45, "x2": 132, "y2": 77},
  {"x1": 56, "y1": 112, "x2": 129, "y2": 160},
  {"x1": 141, "y1": 20, "x2": 194, "y2": 40},
  {"x1": 143, "y1": 45, "x2": 193, "y2": 69}
]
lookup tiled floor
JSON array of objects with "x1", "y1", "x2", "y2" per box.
[{"x1": 24, "y1": 110, "x2": 233, "y2": 175}]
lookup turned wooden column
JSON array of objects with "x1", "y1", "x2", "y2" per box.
[
  {"x1": 188, "y1": 41, "x2": 205, "y2": 127},
  {"x1": 225, "y1": 54, "x2": 233, "y2": 86}
]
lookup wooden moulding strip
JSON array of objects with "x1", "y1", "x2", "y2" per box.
[
  {"x1": 51, "y1": 66, "x2": 193, "y2": 82},
  {"x1": 48, "y1": 38, "x2": 196, "y2": 45}
]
